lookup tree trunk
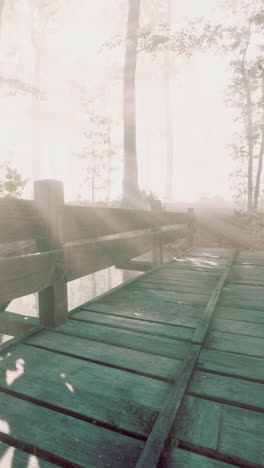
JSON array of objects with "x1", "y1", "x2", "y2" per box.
[
  {"x1": 253, "y1": 70, "x2": 264, "y2": 209},
  {"x1": 0, "y1": 0, "x2": 4, "y2": 34},
  {"x1": 164, "y1": 0, "x2": 174, "y2": 201},
  {"x1": 122, "y1": 0, "x2": 140, "y2": 207}
]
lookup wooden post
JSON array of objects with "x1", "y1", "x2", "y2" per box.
[
  {"x1": 34, "y1": 179, "x2": 68, "y2": 328},
  {"x1": 151, "y1": 200, "x2": 163, "y2": 266},
  {"x1": 187, "y1": 207, "x2": 195, "y2": 248}
]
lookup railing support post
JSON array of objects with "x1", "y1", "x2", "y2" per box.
[
  {"x1": 187, "y1": 207, "x2": 195, "y2": 248},
  {"x1": 34, "y1": 179, "x2": 68, "y2": 328},
  {"x1": 151, "y1": 200, "x2": 163, "y2": 267}
]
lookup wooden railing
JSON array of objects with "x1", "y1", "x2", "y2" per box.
[{"x1": 0, "y1": 180, "x2": 195, "y2": 328}]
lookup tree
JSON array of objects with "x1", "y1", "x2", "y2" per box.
[
  {"x1": 122, "y1": 0, "x2": 141, "y2": 207},
  {"x1": 0, "y1": 162, "x2": 28, "y2": 197}
]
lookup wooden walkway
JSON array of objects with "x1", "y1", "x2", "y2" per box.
[{"x1": 0, "y1": 248, "x2": 264, "y2": 468}]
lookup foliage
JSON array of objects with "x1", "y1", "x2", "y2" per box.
[{"x1": 0, "y1": 162, "x2": 28, "y2": 197}]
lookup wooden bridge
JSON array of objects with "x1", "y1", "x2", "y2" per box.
[{"x1": 0, "y1": 180, "x2": 264, "y2": 468}]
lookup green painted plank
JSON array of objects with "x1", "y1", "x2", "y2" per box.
[
  {"x1": 26, "y1": 331, "x2": 185, "y2": 380},
  {"x1": 198, "y1": 349, "x2": 264, "y2": 382},
  {"x1": 171, "y1": 396, "x2": 222, "y2": 450},
  {"x1": 220, "y1": 405, "x2": 264, "y2": 466},
  {"x1": 72, "y1": 309, "x2": 195, "y2": 341},
  {"x1": 106, "y1": 288, "x2": 209, "y2": 306},
  {"x1": 212, "y1": 318, "x2": 264, "y2": 338},
  {"x1": 189, "y1": 371, "x2": 264, "y2": 410},
  {"x1": 0, "y1": 344, "x2": 170, "y2": 436},
  {"x1": 82, "y1": 302, "x2": 201, "y2": 328},
  {"x1": 216, "y1": 307, "x2": 264, "y2": 324},
  {"x1": 205, "y1": 331, "x2": 264, "y2": 358},
  {"x1": 132, "y1": 281, "x2": 212, "y2": 295},
  {"x1": 165, "y1": 448, "x2": 237, "y2": 468},
  {"x1": 0, "y1": 441, "x2": 57, "y2": 468},
  {"x1": 56, "y1": 320, "x2": 194, "y2": 358},
  {"x1": 0, "y1": 392, "x2": 144, "y2": 467}
]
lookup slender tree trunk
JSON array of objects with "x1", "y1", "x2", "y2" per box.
[
  {"x1": 122, "y1": 0, "x2": 140, "y2": 207},
  {"x1": 0, "y1": 0, "x2": 4, "y2": 34},
  {"x1": 253, "y1": 70, "x2": 264, "y2": 209},
  {"x1": 32, "y1": 51, "x2": 41, "y2": 180},
  {"x1": 164, "y1": 0, "x2": 174, "y2": 201}
]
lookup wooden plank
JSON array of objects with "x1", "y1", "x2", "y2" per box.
[
  {"x1": 82, "y1": 303, "x2": 201, "y2": 328},
  {"x1": 216, "y1": 306, "x2": 264, "y2": 324},
  {"x1": 136, "y1": 348, "x2": 201, "y2": 468},
  {"x1": 107, "y1": 288, "x2": 209, "y2": 306},
  {"x1": 205, "y1": 330, "x2": 264, "y2": 358},
  {"x1": 63, "y1": 205, "x2": 188, "y2": 242},
  {"x1": 56, "y1": 320, "x2": 194, "y2": 357},
  {"x1": 0, "y1": 392, "x2": 144, "y2": 467},
  {"x1": 171, "y1": 395, "x2": 222, "y2": 450},
  {"x1": 0, "y1": 344, "x2": 167, "y2": 436},
  {"x1": 189, "y1": 371, "x2": 264, "y2": 410},
  {"x1": 0, "y1": 311, "x2": 37, "y2": 336},
  {"x1": 1, "y1": 343, "x2": 169, "y2": 410},
  {"x1": 0, "y1": 198, "x2": 43, "y2": 243},
  {"x1": 0, "y1": 441, "x2": 57, "y2": 468},
  {"x1": 0, "y1": 251, "x2": 63, "y2": 304},
  {"x1": 132, "y1": 280, "x2": 212, "y2": 296},
  {"x1": 72, "y1": 309, "x2": 195, "y2": 341},
  {"x1": 165, "y1": 448, "x2": 237, "y2": 468},
  {"x1": 220, "y1": 405, "x2": 264, "y2": 466},
  {"x1": 198, "y1": 349, "x2": 264, "y2": 382},
  {"x1": 0, "y1": 326, "x2": 43, "y2": 354},
  {"x1": 212, "y1": 318, "x2": 264, "y2": 338},
  {"x1": 65, "y1": 232, "x2": 153, "y2": 281},
  {"x1": 193, "y1": 251, "x2": 237, "y2": 344},
  {"x1": 26, "y1": 331, "x2": 185, "y2": 380}
]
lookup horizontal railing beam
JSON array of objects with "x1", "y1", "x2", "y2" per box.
[{"x1": 0, "y1": 250, "x2": 64, "y2": 304}]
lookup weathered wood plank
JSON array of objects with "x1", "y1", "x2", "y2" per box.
[
  {"x1": 205, "y1": 331, "x2": 264, "y2": 358},
  {"x1": 106, "y1": 287, "x2": 209, "y2": 306},
  {"x1": 1, "y1": 343, "x2": 169, "y2": 410},
  {"x1": 0, "y1": 251, "x2": 63, "y2": 304},
  {"x1": 0, "y1": 392, "x2": 144, "y2": 467},
  {"x1": 136, "y1": 348, "x2": 201, "y2": 468},
  {"x1": 82, "y1": 302, "x2": 201, "y2": 328},
  {"x1": 165, "y1": 448, "x2": 237, "y2": 468},
  {"x1": 26, "y1": 331, "x2": 185, "y2": 380},
  {"x1": 220, "y1": 405, "x2": 264, "y2": 466},
  {"x1": 212, "y1": 318, "x2": 264, "y2": 338},
  {"x1": 65, "y1": 232, "x2": 153, "y2": 281},
  {"x1": 189, "y1": 371, "x2": 264, "y2": 410},
  {"x1": 56, "y1": 320, "x2": 194, "y2": 357},
  {"x1": 63, "y1": 204, "x2": 188, "y2": 242},
  {"x1": 132, "y1": 280, "x2": 212, "y2": 295},
  {"x1": 72, "y1": 309, "x2": 195, "y2": 341},
  {"x1": 0, "y1": 343, "x2": 163, "y2": 436},
  {"x1": 171, "y1": 395, "x2": 222, "y2": 450},
  {"x1": 216, "y1": 306, "x2": 264, "y2": 324},
  {"x1": 0, "y1": 311, "x2": 37, "y2": 336},
  {"x1": 0, "y1": 198, "x2": 43, "y2": 243},
  {"x1": 198, "y1": 349, "x2": 264, "y2": 382},
  {"x1": 0, "y1": 441, "x2": 57, "y2": 468}
]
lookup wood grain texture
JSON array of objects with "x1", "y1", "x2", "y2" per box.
[
  {"x1": 189, "y1": 371, "x2": 264, "y2": 410},
  {"x1": 198, "y1": 349, "x2": 264, "y2": 382},
  {"x1": 0, "y1": 441, "x2": 57, "y2": 468},
  {"x1": 56, "y1": 320, "x2": 194, "y2": 358},
  {"x1": 0, "y1": 344, "x2": 165, "y2": 436},
  {"x1": 72, "y1": 309, "x2": 195, "y2": 341},
  {"x1": 63, "y1": 204, "x2": 188, "y2": 241},
  {"x1": 0, "y1": 198, "x2": 43, "y2": 243},
  {"x1": 205, "y1": 330, "x2": 264, "y2": 358},
  {"x1": 26, "y1": 331, "x2": 184, "y2": 380},
  {"x1": 0, "y1": 251, "x2": 63, "y2": 303},
  {"x1": 165, "y1": 448, "x2": 237, "y2": 468},
  {"x1": 0, "y1": 391, "x2": 144, "y2": 467}
]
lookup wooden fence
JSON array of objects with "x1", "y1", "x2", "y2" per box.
[{"x1": 0, "y1": 180, "x2": 195, "y2": 328}]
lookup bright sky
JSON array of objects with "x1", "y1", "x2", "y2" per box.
[{"x1": 0, "y1": 0, "x2": 236, "y2": 203}]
